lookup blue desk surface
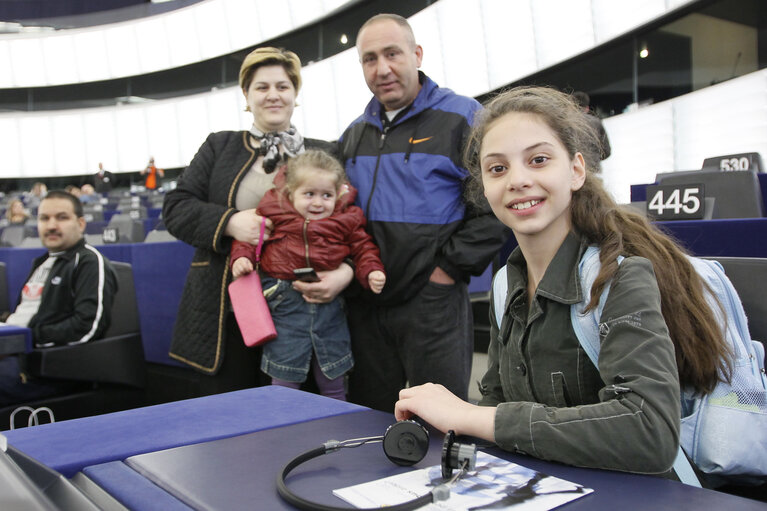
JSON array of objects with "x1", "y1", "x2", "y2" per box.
[
  {"x1": 3, "y1": 386, "x2": 364, "y2": 478},
  {"x1": 85, "y1": 407, "x2": 763, "y2": 511}
]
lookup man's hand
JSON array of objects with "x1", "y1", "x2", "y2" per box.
[
  {"x1": 429, "y1": 266, "x2": 454, "y2": 285},
  {"x1": 292, "y1": 264, "x2": 354, "y2": 303},
  {"x1": 224, "y1": 210, "x2": 273, "y2": 244}
]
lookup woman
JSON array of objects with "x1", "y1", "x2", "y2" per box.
[
  {"x1": 163, "y1": 47, "x2": 352, "y2": 394},
  {"x1": 5, "y1": 199, "x2": 29, "y2": 225}
]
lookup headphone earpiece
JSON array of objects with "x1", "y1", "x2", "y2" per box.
[{"x1": 382, "y1": 420, "x2": 429, "y2": 466}]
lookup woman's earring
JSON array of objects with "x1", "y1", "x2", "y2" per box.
[{"x1": 245, "y1": 105, "x2": 251, "y2": 112}]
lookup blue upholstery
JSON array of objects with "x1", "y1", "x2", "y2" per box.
[
  {"x1": 83, "y1": 461, "x2": 192, "y2": 511},
  {"x1": 656, "y1": 218, "x2": 767, "y2": 257},
  {"x1": 3, "y1": 386, "x2": 364, "y2": 477}
]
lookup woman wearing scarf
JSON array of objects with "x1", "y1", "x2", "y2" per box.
[{"x1": 163, "y1": 47, "x2": 346, "y2": 395}]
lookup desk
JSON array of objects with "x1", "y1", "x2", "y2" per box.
[
  {"x1": 2, "y1": 386, "x2": 364, "y2": 478},
  {"x1": 0, "y1": 324, "x2": 31, "y2": 355},
  {"x1": 628, "y1": 173, "x2": 767, "y2": 258},
  {"x1": 6, "y1": 387, "x2": 764, "y2": 511}
]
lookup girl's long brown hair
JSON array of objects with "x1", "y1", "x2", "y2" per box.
[{"x1": 465, "y1": 86, "x2": 731, "y2": 394}]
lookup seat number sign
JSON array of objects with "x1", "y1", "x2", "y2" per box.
[
  {"x1": 719, "y1": 156, "x2": 752, "y2": 171},
  {"x1": 102, "y1": 227, "x2": 120, "y2": 244},
  {"x1": 646, "y1": 183, "x2": 705, "y2": 220}
]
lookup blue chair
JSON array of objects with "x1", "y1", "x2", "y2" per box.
[{"x1": 0, "y1": 262, "x2": 146, "y2": 428}]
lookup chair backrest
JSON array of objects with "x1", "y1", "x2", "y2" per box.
[
  {"x1": 103, "y1": 261, "x2": 140, "y2": 338},
  {"x1": 701, "y1": 152, "x2": 763, "y2": 173},
  {"x1": 18, "y1": 237, "x2": 42, "y2": 248},
  {"x1": 0, "y1": 225, "x2": 25, "y2": 247},
  {"x1": 82, "y1": 209, "x2": 105, "y2": 223},
  {"x1": 143, "y1": 230, "x2": 176, "y2": 243},
  {"x1": 84, "y1": 220, "x2": 109, "y2": 235},
  {"x1": 709, "y1": 257, "x2": 767, "y2": 345},
  {"x1": 119, "y1": 206, "x2": 148, "y2": 219},
  {"x1": 656, "y1": 170, "x2": 764, "y2": 219},
  {"x1": 84, "y1": 233, "x2": 106, "y2": 246},
  {"x1": 25, "y1": 261, "x2": 146, "y2": 387},
  {"x1": 106, "y1": 214, "x2": 145, "y2": 242}
]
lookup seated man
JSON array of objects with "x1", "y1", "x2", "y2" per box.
[
  {"x1": 0, "y1": 190, "x2": 118, "y2": 406},
  {"x1": 78, "y1": 183, "x2": 101, "y2": 204}
]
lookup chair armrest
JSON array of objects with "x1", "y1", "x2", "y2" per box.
[{"x1": 25, "y1": 333, "x2": 146, "y2": 388}]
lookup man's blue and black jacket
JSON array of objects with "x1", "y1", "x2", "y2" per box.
[{"x1": 339, "y1": 72, "x2": 510, "y2": 304}]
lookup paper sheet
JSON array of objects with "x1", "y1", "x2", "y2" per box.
[{"x1": 334, "y1": 451, "x2": 592, "y2": 510}]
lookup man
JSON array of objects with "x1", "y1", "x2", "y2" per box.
[
  {"x1": 79, "y1": 183, "x2": 100, "y2": 204},
  {"x1": 93, "y1": 162, "x2": 115, "y2": 193},
  {"x1": 141, "y1": 156, "x2": 165, "y2": 190},
  {"x1": 0, "y1": 190, "x2": 117, "y2": 405},
  {"x1": 338, "y1": 14, "x2": 509, "y2": 412}
]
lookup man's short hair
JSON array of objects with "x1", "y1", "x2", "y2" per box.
[
  {"x1": 357, "y1": 13, "x2": 416, "y2": 49},
  {"x1": 42, "y1": 190, "x2": 84, "y2": 218},
  {"x1": 572, "y1": 91, "x2": 590, "y2": 109}
]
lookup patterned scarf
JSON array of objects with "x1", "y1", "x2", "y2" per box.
[{"x1": 249, "y1": 125, "x2": 305, "y2": 174}]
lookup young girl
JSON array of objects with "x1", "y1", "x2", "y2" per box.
[
  {"x1": 394, "y1": 87, "x2": 730, "y2": 475},
  {"x1": 231, "y1": 150, "x2": 385, "y2": 400}
]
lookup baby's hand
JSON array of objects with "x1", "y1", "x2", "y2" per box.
[
  {"x1": 232, "y1": 257, "x2": 254, "y2": 279},
  {"x1": 368, "y1": 270, "x2": 386, "y2": 294}
]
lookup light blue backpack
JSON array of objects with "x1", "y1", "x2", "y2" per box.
[{"x1": 492, "y1": 246, "x2": 767, "y2": 486}]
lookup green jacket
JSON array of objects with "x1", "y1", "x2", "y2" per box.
[{"x1": 480, "y1": 232, "x2": 680, "y2": 474}]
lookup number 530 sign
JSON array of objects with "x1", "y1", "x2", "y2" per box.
[{"x1": 645, "y1": 183, "x2": 705, "y2": 220}]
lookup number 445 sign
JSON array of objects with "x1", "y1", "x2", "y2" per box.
[{"x1": 645, "y1": 183, "x2": 705, "y2": 220}]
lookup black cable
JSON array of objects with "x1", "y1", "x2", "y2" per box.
[{"x1": 276, "y1": 444, "x2": 435, "y2": 511}]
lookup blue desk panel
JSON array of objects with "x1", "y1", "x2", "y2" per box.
[
  {"x1": 655, "y1": 218, "x2": 767, "y2": 257},
  {"x1": 4, "y1": 386, "x2": 364, "y2": 478},
  {"x1": 83, "y1": 461, "x2": 193, "y2": 511},
  {"x1": 121, "y1": 408, "x2": 764, "y2": 511}
]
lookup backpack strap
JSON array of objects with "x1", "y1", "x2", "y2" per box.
[
  {"x1": 569, "y1": 246, "x2": 618, "y2": 363},
  {"x1": 570, "y1": 246, "x2": 700, "y2": 487}
]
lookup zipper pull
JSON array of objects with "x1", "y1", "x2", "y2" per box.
[{"x1": 379, "y1": 128, "x2": 388, "y2": 149}]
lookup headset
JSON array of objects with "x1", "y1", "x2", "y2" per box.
[{"x1": 277, "y1": 420, "x2": 478, "y2": 511}]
